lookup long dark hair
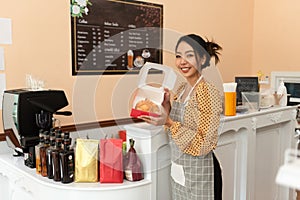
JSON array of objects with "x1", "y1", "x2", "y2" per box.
[{"x1": 175, "y1": 34, "x2": 222, "y2": 69}]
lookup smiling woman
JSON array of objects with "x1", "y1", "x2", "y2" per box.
[{"x1": 138, "y1": 34, "x2": 223, "y2": 200}]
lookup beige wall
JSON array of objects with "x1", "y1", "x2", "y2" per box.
[
  {"x1": 2, "y1": 0, "x2": 294, "y2": 133},
  {"x1": 252, "y1": 0, "x2": 300, "y2": 81},
  {"x1": 159, "y1": 0, "x2": 254, "y2": 81}
]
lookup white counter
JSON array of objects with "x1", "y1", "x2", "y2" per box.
[
  {"x1": 215, "y1": 106, "x2": 298, "y2": 200},
  {"x1": 0, "y1": 106, "x2": 297, "y2": 200},
  {"x1": 0, "y1": 153, "x2": 152, "y2": 200}
]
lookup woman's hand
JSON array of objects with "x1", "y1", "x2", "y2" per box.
[
  {"x1": 138, "y1": 88, "x2": 173, "y2": 127},
  {"x1": 162, "y1": 88, "x2": 171, "y2": 114},
  {"x1": 138, "y1": 107, "x2": 169, "y2": 126}
]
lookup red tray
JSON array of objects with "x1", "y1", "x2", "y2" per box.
[{"x1": 130, "y1": 108, "x2": 160, "y2": 118}]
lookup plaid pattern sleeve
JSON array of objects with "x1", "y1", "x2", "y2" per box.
[{"x1": 170, "y1": 80, "x2": 222, "y2": 156}]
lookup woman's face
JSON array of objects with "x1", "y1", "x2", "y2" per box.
[{"x1": 175, "y1": 41, "x2": 204, "y2": 80}]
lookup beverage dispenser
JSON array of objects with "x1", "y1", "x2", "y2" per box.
[{"x1": 2, "y1": 89, "x2": 71, "y2": 167}]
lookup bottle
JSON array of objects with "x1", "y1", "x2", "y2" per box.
[
  {"x1": 277, "y1": 80, "x2": 287, "y2": 106},
  {"x1": 60, "y1": 137, "x2": 75, "y2": 184},
  {"x1": 62, "y1": 132, "x2": 70, "y2": 149},
  {"x1": 40, "y1": 131, "x2": 50, "y2": 177},
  {"x1": 35, "y1": 130, "x2": 45, "y2": 174},
  {"x1": 46, "y1": 129, "x2": 56, "y2": 179},
  {"x1": 124, "y1": 139, "x2": 143, "y2": 182},
  {"x1": 52, "y1": 137, "x2": 63, "y2": 181},
  {"x1": 118, "y1": 130, "x2": 127, "y2": 155}
]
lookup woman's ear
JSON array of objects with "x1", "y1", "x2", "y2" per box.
[{"x1": 200, "y1": 55, "x2": 207, "y2": 66}]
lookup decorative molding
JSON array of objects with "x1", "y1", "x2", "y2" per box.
[
  {"x1": 0, "y1": 118, "x2": 142, "y2": 141},
  {"x1": 271, "y1": 71, "x2": 300, "y2": 91},
  {"x1": 292, "y1": 109, "x2": 298, "y2": 124},
  {"x1": 268, "y1": 112, "x2": 283, "y2": 124},
  {"x1": 60, "y1": 118, "x2": 142, "y2": 132},
  {"x1": 4, "y1": 129, "x2": 21, "y2": 148},
  {"x1": 0, "y1": 134, "x2": 5, "y2": 141},
  {"x1": 251, "y1": 117, "x2": 257, "y2": 131}
]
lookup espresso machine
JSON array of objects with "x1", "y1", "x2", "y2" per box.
[{"x1": 2, "y1": 89, "x2": 71, "y2": 167}]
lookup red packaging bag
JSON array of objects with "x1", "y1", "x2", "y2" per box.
[
  {"x1": 100, "y1": 139, "x2": 123, "y2": 183},
  {"x1": 124, "y1": 138, "x2": 144, "y2": 181}
]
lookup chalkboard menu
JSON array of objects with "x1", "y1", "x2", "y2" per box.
[
  {"x1": 71, "y1": 0, "x2": 163, "y2": 75},
  {"x1": 235, "y1": 77, "x2": 259, "y2": 105}
]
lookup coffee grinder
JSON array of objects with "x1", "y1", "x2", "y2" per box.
[{"x1": 2, "y1": 89, "x2": 71, "y2": 168}]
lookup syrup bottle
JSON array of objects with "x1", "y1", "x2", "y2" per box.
[
  {"x1": 52, "y1": 137, "x2": 63, "y2": 181},
  {"x1": 46, "y1": 129, "x2": 56, "y2": 179},
  {"x1": 60, "y1": 137, "x2": 75, "y2": 184},
  {"x1": 35, "y1": 130, "x2": 44, "y2": 174},
  {"x1": 40, "y1": 131, "x2": 50, "y2": 177},
  {"x1": 61, "y1": 132, "x2": 69, "y2": 149}
]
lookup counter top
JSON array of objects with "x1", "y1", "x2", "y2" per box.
[
  {"x1": 218, "y1": 106, "x2": 297, "y2": 134},
  {"x1": 0, "y1": 153, "x2": 151, "y2": 191},
  {"x1": 222, "y1": 105, "x2": 297, "y2": 122},
  {"x1": 0, "y1": 151, "x2": 153, "y2": 200}
]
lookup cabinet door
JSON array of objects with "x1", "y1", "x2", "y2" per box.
[
  {"x1": 255, "y1": 123, "x2": 294, "y2": 200},
  {"x1": 215, "y1": 128, "x2": 249, "y2": 200}
]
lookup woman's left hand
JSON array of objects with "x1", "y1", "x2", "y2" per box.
[
  {"x1": 138, "y1": 107, "x2": 169, "y2": 126},
  {"x1": 138, "y1": 88, "x2": 173, "y2": 126}
]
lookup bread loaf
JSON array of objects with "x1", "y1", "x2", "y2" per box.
[{"x1": 135, "y1": 99, "x2": 160, "y2": 113}]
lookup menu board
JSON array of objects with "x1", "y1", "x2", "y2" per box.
[{"x1": 71, "y1": 0, "x2": 163, "y2": 75}]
